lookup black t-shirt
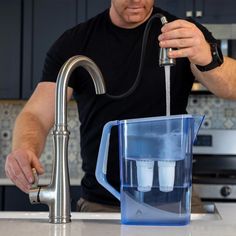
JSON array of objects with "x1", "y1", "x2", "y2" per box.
[{"x1": 41, "y1": 7, "x2": 216, "y2": 205}]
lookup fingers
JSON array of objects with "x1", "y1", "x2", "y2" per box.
[
  {"x1": 161, "y1": 19, "x2": 194, "y2": 32},
  {"x1": 5, "y1": 153, "x2": 32, "y2": 193},
  {"x1": 159, "y1": 28, "x2": 197, "y2": 41},
  {"x1": 160, "y1": 38, "x2": 197, "y2": 49},
  {"x1": 5, "y1": 149, "x2": 43, "y2": 193},
  {"x1": 15, "y1": 153, "x2": 35, "y2": 182},
  {"x1": 159, "y1": 21, "x2": 202, "y2": 48},
  {"x1": 6, "y1": 169, "x2": 30, "y2": 193},
  {"x1": 158, "y1": 19, "x2": 211, "y2": 65},
  {"x1": 166, "y1": 48, "x2": 193, "y2": 59},
  {"x1": 31, "y1": 157, "x2": 45, "y2": 175}
]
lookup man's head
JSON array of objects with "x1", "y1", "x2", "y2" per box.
[{"x1": 110, "y1": 0, "x2": 154, "y2": 28}]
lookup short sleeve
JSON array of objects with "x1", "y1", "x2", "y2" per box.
[{"x1": 40, "y1": 30, "x2": 78, "y2": 88}]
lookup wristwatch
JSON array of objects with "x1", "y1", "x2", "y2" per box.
[{"x1": 196, "y1": 43, "x2": 224, "y2": 72}]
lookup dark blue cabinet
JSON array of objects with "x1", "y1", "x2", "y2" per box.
[
  {"x1": 0, "y1": 0, "x2": 21, "y2": 99},
  {"x1": 22, "y1": 0, "x2": 85, "y2": 99},
  {"x1": 86, "y1": 0, "x2": 110, "y2": 19},
  {"x1": 195, "y1": 0, "x2": 236, "y2": 24},
  {"x1": 2, "y1": 186, "x2": 81, "y2": 211},
  {"x1": 155, "y1": 0, "x2": 194, "y2": 19},
  {"x1": 22, "y1": 0, "x2": 111, "y2": 99},
  {"x1": 1, "y1": 1, "x2": 236, "y2": 99},
  {"x1": 157, "y1": 0, "x2": 236, "y2": 23}
]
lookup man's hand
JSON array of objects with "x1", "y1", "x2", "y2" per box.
[
  {"x1": 5, "y1": 149, "x2": 44, "y2": 193},
  {"x1": 158, "y1": 19, "x2": 212, "y2": 66}
]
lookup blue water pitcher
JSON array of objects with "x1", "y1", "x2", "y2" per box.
[{"x1": 96, "y1": 114, "x2": 204, "y2": 225}]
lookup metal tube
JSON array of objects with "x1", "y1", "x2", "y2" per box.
[{"x1": 29, "y1": 55, "x2": 106, "y2": 224}]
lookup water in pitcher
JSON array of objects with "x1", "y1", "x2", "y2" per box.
[{"x1": 120, "y1": 157, "x2": 192, "y2": 225}]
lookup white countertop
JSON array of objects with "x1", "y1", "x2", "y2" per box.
[
  {"x1": 0, "y1": 178, "x2": 81, "y2": 186},
  {"x1": 0, "y1": 203, "x2": 236, "y2": 236}
]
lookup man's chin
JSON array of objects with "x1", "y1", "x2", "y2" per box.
[{"x1": 126, "y1": 15, "x2": 146, "y2": 24}]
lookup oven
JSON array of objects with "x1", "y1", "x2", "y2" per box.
[{"x1": 193, "y1": 129, "x2": 236, "y2": 201}]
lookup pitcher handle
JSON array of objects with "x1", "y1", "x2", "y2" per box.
[
  {"x1": 193, "y1": 115, "x2": 205, "y2": 142},
  {"x1": 95, "y1": 120, "x2": 120, "y2": 200}
]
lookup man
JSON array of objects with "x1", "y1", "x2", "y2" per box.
[{"x1": 5, "y1": 0, "x2": 236, "y2": 212}]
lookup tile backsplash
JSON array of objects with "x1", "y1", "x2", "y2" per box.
[
  {"x1": 0, "y1": 100, "x2": 83, "y2": 183},
  {"x1": 188, "y1": 95, "x2": 236, "y2": 129},
  {"x1": 1, "y1": 95, "x2": 236, "y2": 183}
]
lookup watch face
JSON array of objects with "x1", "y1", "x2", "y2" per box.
[{"x1": 212, "y1": 43, "x2": 224, "y2": 64}]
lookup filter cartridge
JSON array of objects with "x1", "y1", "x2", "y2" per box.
[
  {"x1": 158, "y1": 160, "x2": 176, "y2": 192},
  {"x1": 136, "y1": 160, "x2": 154, "y2": 192}
]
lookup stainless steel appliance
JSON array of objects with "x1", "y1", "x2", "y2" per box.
[{"x1": 193, "y1": 129, "x2": 236, "y2": 201}]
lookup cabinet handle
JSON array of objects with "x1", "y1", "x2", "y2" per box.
[
  {"x1": 186, "y1": 11, "x2": 193, "y2": 17},
  {"x1": 195, "y1": 10, "x2": 203, "y2": 18}
]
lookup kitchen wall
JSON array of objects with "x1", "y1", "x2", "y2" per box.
[
  {"x1": 0, "y1": 100, "x2": 83, "y2": 184},
  {"x1": 1, "y1": 95, "x2": 236, "y2": 184}
]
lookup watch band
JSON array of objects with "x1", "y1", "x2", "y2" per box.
[{"x1": 196, "y1": 43, "x2": 224, "y2": 72}]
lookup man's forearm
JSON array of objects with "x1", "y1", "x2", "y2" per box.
[
  {"x1": 192, "y1": 56, "x2": 236, "y2": 99},
  {"x1": 12, "y1": 111, "x2": 50, "y2": 156}
]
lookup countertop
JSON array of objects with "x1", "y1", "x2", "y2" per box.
[
  {"x1": 0, "y1": 178, "x2": 81, "y2": 186},
  {"x1": 0, "y1": 203, "x2": 236, "y2": 236}
]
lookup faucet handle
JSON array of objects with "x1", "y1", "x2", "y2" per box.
[{"x1": 31, "y1": 168, "x2": 39, "y2": 188}]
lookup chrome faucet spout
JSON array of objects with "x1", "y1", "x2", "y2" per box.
[
  {"x1": 56, "y1": 55, "x2": 106, "y2": 126},
  {"x1": 29, "y1": 55, "x2": 106, "y2": 223}
]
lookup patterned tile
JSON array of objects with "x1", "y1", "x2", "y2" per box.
[
  {"x1": 187, "y1": 95, "x2": 236, "y2": 129},
  {"x1": 0, "y1": 100, "x2": 83, "y2": 182},
  {"x1": 1, "y1": 95, "x2": 236, "y2": 181}
]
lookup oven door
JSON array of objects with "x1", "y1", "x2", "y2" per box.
[{"x1": 193, "y1": 129, "x2": 236, "y2": 201}]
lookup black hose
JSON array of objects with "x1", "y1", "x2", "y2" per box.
[{"x1": 106, "y1": 13, "x2": 165, "y2": 99}]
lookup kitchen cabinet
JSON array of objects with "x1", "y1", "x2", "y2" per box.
[
  {"x1": 195, "y1": 0, "x2": 236, "y2": 24},
  {"x1": 155, "y1": 0, "x2": 194, "y2": 20},
  {"x1": 0, "y1": 0, "x2": 85, "y2": 99},
  {"x1": 86, "y1": 0, "x2": 110, "y2": 19},
  {"x1": 0, "y1": 0, "x2": 21, "y2": 99},
  {"x1": 22, "y1": 0, "x2": 85, "y2": 99},
  {"x1": 1, "y1": 185, "x2": 81, "y2": 211},
  {"x1": 2, "y1": 1, "x2": 236, "y2": 99},
  {"x1": 22, "y1": 0, "x2": 110, "y2": 99},
  {"x1": 0, "y1": 187, "x2": 3, "y2": 210},
  {"x1": 157, "y1": 0, "x2": 236, "y2": 23}
]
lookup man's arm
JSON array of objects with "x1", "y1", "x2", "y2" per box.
[
  {"x1": 191, "y1": 56, "x2": 236, "y2": 99},
  {"x1": 158, "y1": 19, "x2": 236, "y2": 99},
  {"x1": 5, "y1": 82, "x2": 73, "y2": 193}
]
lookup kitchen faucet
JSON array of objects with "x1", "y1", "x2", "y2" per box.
[
  {"x1": 29, "y1": 55, "x2": 106, "y2": 223},
  {"x1": 28, "y1": 13, "x2": 174, "y2": 224}
]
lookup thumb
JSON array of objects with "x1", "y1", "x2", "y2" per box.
[{"x1": 31, "y1": 157, "x2": 44, "y2": 175}]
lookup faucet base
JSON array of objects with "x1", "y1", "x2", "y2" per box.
[{"x1": 49, "y1": 216, "x2": 71, "y2": 224}]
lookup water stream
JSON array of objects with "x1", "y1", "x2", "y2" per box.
[{"x1": 164, "y1": 65, "x2": 171, "y2": 116}]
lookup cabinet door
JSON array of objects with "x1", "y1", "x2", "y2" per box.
[
  {"x1": 3, "y1": 186, "x2": 81, "y2": 211},
  {"x1": 156, "y1": 0, "x2": 194, "y2": 19},
  {"x1": 0, "y1": 0, "x2": 21, "y2": 99},
  {"x1": 3, "y1": 186, "x2": 48, "y2": 211},
  {"x1": 86, "y1": 0, "x2": 110, "y2": 20},
  {"x1": 22, "y1": 0, "x2": 85, "y2": 99},
  {"x1": 195, "y1": 0, "x2": 236, "y2": 23}
]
